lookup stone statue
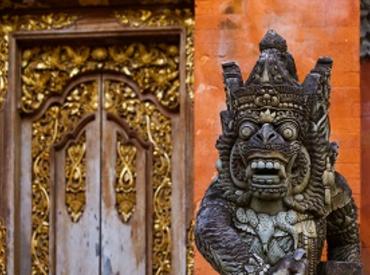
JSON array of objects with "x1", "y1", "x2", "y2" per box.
[{"x1": 195, "y1": 30, "x2": 360, "y2": 275}]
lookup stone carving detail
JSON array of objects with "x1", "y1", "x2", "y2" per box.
[
  {"x1": 105, "y1": 80, "x2": 173, "y2": 274},
  {"x1": 195, "y1": 30, "x2": 360, "y2": 275},
  {"x1": 65, "y1": 132, "x2": 87, "y2": 223},
  {"x1": 361, "y1": 0, "x2": 370, "y2": 58},
  {"x1": 32, "y1": 81, "x2": 97, "y2": 274},
  {"x1": 115, "y1": 134, "x2": 137, "y2": 223}
]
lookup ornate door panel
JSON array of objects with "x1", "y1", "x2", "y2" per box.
[
  {"x1": 50, "y1": 75, "x2": 152, "y2": 275},
  {"x1": 54, "y1": 114, "x2": 101, "y2": 274},
  {"x1": 0, "y1": 9, "x2": 194, "y2": 275}
]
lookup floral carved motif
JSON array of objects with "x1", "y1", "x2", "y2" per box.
[
  {"x1": 32, "y1": 81, "x2": 97, "y2": 274},
  {"x1": 105, "y1": 80, "x2": 173, "y2": 274},
  {"x1": 21, "y1": 43, "x2": 180, "y2": 114},
  {"x1": 65, "y1": 133, "x2": 87, "y2": 223},
  {"x1": 0, "y1": 13, "x2": 77, "y2": 109},
  {"x1": 115, "y1": 134, "x2": 137, "y2": 223}
]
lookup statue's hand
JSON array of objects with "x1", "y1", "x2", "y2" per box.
[{"x1": 267, "y1": 249, "x2": 308, "y2": 275}]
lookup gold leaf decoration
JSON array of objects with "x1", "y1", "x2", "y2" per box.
[
  {"x1": 0, "y1": 218, "x2": 6, "y2": 275},
  {"x1": 105, "y1": 80, "x2": 172, "y2": 274},
  {"x1": 0, "y1": 13, "x2": 77, "y2": 109},
  {"x1": 21, "y1": 43, "x2": 180, "y2": 113},
  {"x1": 115, "y1": 8, "x2": 194, "y2": 100},
  {"x1": 187, "y1": 219, "x2": 195, "y2": 275},
  {"x1": 65, "y1": 133, "x2": 87, "y2": 223},
  {"x1": 115, "y1": 134, "x2": 137, "y2": 223},
  {"x1": 31, "y1": 81, "x2": 97, "y2": 274}
]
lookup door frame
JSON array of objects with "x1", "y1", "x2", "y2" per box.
[{"x1": 2, "y1": 12, "x2": 193, "y2": 275}]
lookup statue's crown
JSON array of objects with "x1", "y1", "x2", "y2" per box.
[{"x1": 222, "y1": 30, "x2": 333, "y2": 120}]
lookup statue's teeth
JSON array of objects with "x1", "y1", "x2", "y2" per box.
[
  {"x1": 274, "y1": 161, "x2": 280, "y2": 169},
  {"x1": 251, "y1": 161, "x2": 258, "y2": 169},
  {"x1": 257, "y1": 160, "x2": 265, "y2": 169},
  {"x1": 266, "y1": 162, "x2": 274, "y2": 169}
]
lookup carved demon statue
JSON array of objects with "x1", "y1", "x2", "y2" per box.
[{"x1": 195, "y1": 30, "x2": 360, "y2": 275}]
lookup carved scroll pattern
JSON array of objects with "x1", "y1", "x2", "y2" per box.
[
  {"x1": 31, "y1": 81, "x2": 97, "y2": 274},
  {"x1": 105, "y1": 80, "x2": 172, "y2": 274},
  {"x1": 65, "y1": 133, "x2": 87, "y2": 223},
  {"x1": 0, "y1": 13, "x2": 77, "y2": 109},
  {"x1": 186, "y1": 219, "x2": 195, "y2": 275},
  {"x1": 115, "y1": 134, "x2": 137, "y2": 223},
  {"x1": 0, "y1": 219, "x2": 6, "y2": 275},
  {"x1": 115, "y1": 8, "x2": 194, "y2": 100},
  {"x1": 21, "y1": 43, "x2": 180, "y2": 114},
  {"x1": 114, "y1": 10, "x2": 195, "y2": 272}
]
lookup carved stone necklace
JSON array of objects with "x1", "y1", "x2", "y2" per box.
[{"x1": 234, "y1": 208, "x2": 305, "y2": 266}]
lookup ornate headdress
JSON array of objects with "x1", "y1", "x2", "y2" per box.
[{"x1": 222, "y1": 30, "x2": 333, "y2": 128}]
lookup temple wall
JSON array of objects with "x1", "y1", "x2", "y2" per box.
[{"x1": 194, "y1": 0, "x2": 361, "y2": 273}]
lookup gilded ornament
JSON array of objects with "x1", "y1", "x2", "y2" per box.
[
  {"x1": 105, "y1": 80, "x2": 173, "y2": 274},
  {"x1": 65, "y1": 133, "x2": 87, "y2": 223},
  {"x1": 32, "y1": 81, "x2": 97, "y2": 274},
  {"x1": 115, "y1": 9, "x2": 194, "y2": 100},
  {"x1": 21, "y1": 43, "x2": 180, "y2": 113},
  {"x1": 186, "y1": 219, "x2": 195, "y2": 275},
  {"x1": 0, "y1": 219, "x2": 6, "y2": 275},
  {"x1": 0, "y1": 13, "x2": 77, "y2": 109},
  {"x1": 13, "y1": 9, "x2": 192, "y2": 274},
  {"x1": 115, "y1": 134, "x2": 137, "y2": 223}
]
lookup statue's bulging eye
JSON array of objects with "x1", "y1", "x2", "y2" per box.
[
  {"x1": 279, "y1": 123, "x2": 298, "y2": 140},
  {"x1": 239, "y1": 122, "x2": 257, "y2": 139}
]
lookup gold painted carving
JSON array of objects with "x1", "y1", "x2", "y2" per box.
[
  {"x1": 116, "y1": 10, "x2": 196, "y2": 272},
  {"x1": 115, "y1": 8, "x2": 194, "y2": 100},
  {"x1": 105, "y1": 80, "x2": 172, "y2": 274},
  {"x1": 115, "y1": 134, "x2": 137, "y2": 223},
  {"x1": 65, "y1": 133, "x2": 87, "y2": 223},
  {"x1": 32, "y1": 81, "x2": 97, "y2": 274},
  {"x1": 17, "y1": 9, "x2": 192, "y2": 274},
  {"x1": 186, "y1": 219, "x2": 195, "y2": 275},
  {"x1": 0, "y1": 218, "x2": 6, "y2": 275},
  {"x1": 0, "y1": 13, "x2": 77, "y2": 109},
  {"x1": 21, "y1": 43, "x2": 180, "y2": 114}
]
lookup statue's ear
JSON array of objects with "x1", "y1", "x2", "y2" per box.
[
  {"x1": 302, "y1": 57, "x2": 333, "y2": 130},
  {"x1": 222, "y1": 61, "x2": 243, "y2": 111},
  {"x1": 220, "y1": 110, "x2": 234, "y2": 135}
]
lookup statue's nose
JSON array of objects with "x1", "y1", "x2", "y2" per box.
[{"x1": 253, "y1": 123, "x2": 281, "y2": 144}]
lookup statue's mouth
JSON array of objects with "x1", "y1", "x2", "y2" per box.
[{"x1": 245, "y1": 154, "x2": 291, "y2": 195}]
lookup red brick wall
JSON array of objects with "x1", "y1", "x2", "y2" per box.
[{"x1": 194, "y1": 0, "x2": 360, "y2": 274}]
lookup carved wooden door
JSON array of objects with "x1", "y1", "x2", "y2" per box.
[
  {"x1": 51, "y1": 74, "x2": 152, "y2": 274},
  {"x1": 0, "y1": 10, "x2": 194, "y2": 275}
]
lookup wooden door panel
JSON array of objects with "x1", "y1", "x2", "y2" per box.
[
  {"x1": 100, "y1": 119, "x2": 150, "y2": 275},
  {"x1": 54, "y1": 111, "x2": 101, "y2": 274}
]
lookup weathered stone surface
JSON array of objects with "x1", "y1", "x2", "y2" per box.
[{"x1": 195, "y1": 30, "x2": 361, "y2": 275}]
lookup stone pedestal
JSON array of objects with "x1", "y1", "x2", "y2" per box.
[{"x1": 317, "y1": 261, "x2": 362, "y2": 275}]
